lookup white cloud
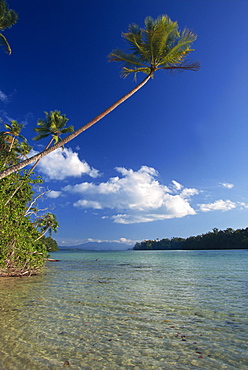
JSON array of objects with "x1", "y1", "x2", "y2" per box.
[
  {"x1": 65, "y1": 166, "x2": 198, "y2": 224},
  {"x1": 238, "y1": 202, "x2": 248, "y2": 209},
  {"x1": 0, "y1": 90, "x2": 8, "y2": 102},
  {"x1": 180, "y1": 188, "x2": 199, "y2": 199},
  {"x1": 220, "y1": 182, "x2": 234, "y2": 189},
  {"x1": 198, "y1": 199, "x2": 236, "y2": 212},
  {"x1": 171, "y1": 180, "x2": 183, "y2": 191},
  {"x1": 74, "y1": 199, "x2": 102, "y2": 209},
  {"x1": 47, "y1": 190, "x2": 62, "y2": 198},
  {"x1": 31, "y1": 147, "x2": 100, "y2": 180}
]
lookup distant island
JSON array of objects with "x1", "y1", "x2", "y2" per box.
[
  {"x1": 133, "y1": 227, "x2": 248, "y2": 250},
  {"x1": 58, "y1": 241, "x2": 130, "y2": 251}
]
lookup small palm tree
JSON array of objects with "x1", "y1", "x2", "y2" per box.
[
  {"x1": 30, "y1": 110, "x2": 74, "y2": 173},
  {"x1": 32, "y1": 110, "x2": 74, "y2": 158},
  {"x1": 34, "y1": 213, "x2": 59, "y2": 242},
  {"x1": 0, "y1": 0, "x2": 18, "y2": 54},
  {"x1": 0, "y1": 120, "x2": 27, "y2": 169},
  {"x1": 1, "y1": 120, "x2": 25, "y2": 152},
  {"x1": 16, "y1": 140, "x2": 32, "y2": 160},
  {"x1": 0, "y1": 14, "x2": 200, "y2": 179},
  {"x1": 33, "y1": 110, "x2": 74, "y2": 148},
  {"x1": 4, "y1": 111, "x2": 74, "y2": 206}
]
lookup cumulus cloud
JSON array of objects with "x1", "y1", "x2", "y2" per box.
[
  {"x1": 198, "y1": 199, "x2": 236, "y2": 212},
  {"x1": 74, "y1": 199, "x2": 102, "y2": 209},
  {"x1": 220, "y1": 182, "x2": 234, "y2": 189},
  {"x1": 47, "y1": 190, "x2": 62, "y2": 198},
  {"x1": 31, "y1": 148, "x2": 100, "y2": 180},
  {"x1": 64, "y1": 166, "x2": 198, "y2": 224}
]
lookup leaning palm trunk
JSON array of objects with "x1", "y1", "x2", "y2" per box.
[
  {"x1": 1, "y1": 14, "x2": 200, "y2": 180},
  {"x1": 34, "y1": 227, "x2": 50, "y2": 242},
  {"x1": 0, "y1": 73, "x2": 152, "y2": 180}
]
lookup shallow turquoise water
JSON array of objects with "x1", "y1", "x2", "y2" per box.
[{"x1": 0, "y1": 249, "x2": 247, "y2": 369}]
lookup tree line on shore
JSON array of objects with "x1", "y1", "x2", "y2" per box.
[{"x1": 133, "y1": 227, "x2": 248, "y2": 250}]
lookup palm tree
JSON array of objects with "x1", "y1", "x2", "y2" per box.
[
  {"x1": 16, "y1": 140, "x2": 32, "y2": 160},
  {"x1": 0, "y1": 120, "x2": 27, "y2": 169},
  {"x1": 30, "y1": 110, "x2": 74, "y2": 172},
  {"x1": 33, "y1": 110, "x2": 74, "y2": 148},
  {"x1": 34, "y1": 212, "x2": 59, "y2": 242},
  {"x1": 0, "y1": 15, "x2": 200, "y2": 180},
  {"x1": 0, "y1": 0, "x2": 18, "y2": 54},
  {"x1": 1, "y1": 120, "x2": 25, "y2": 152},
  {"x1": 4, "y1": 111, "x2": 74, "y2": 206}
]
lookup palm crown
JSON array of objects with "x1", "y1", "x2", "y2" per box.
[
  {"x1": 33, "y1": 111, "x2": 74, "y2": 145},
  {"x1": 1, "y1": 120, "x2": 25, "y2": 151},
  {"x1": 108, "y1": 15, "x2": 199, "y2": 79},
  {"x1": 0, "y1": 0, "x2": 18, "y2": 54}
]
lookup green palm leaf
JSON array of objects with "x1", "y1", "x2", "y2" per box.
[{"x1": 33, "y1": 132, "x2": 51, "y2": 141}]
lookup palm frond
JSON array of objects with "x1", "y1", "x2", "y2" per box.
[
  {"x1": 160, "y1": 60, "x2": 200, "y2": 72},
  {"x1": 161, "y1": 29, "x2": 198, "y2": 67},
  {"x1": 122, "y1": 24, "x2": 150, "y2": 63},
  {"x1": 3, "y1": 120, "x2": 24, "y2": 136},
  {"x1": 33, "y1": 132, "x2": 50, "y2": 141},
  {"x1": 0, "y1": 1, "x2": 18, "y2": 30},
  {"x1": 143, "y1": 15, "x2": 179, "y2": 64},
  {"x1": 109, "y1": 49, "x2": 145, "y2": 67},
  {"x1": 122, "y1": 66, "x2": 152, "y2": 79},
  {"x1": 60, "y1": 125, "x2": 74, "y2": 134},
  {"x1": 108, "y1": 49, "x2": 147, "y2": 77}
]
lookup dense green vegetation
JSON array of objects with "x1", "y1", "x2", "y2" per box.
[
  {"x1": 133, "y1": 227, "x2": 248, "y2": 250},
  {"x1": 43, "y1": 236, "x2": 59, "y2": 252},
  {"x1": 0, "y1": 119, "x2": 59, "y2": 276}
]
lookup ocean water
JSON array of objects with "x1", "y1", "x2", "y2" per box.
[{"x1": 0, "y1": 249, "x2": 247, "y2": 369}]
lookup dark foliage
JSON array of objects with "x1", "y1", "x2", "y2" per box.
[{"x1": 133, "y1": 227, "x2": 248, "y2": 250}]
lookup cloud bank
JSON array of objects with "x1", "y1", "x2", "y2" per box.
[
  {"x1": 64, "y1": 166, "x2": 199, "y2": 224},
  {"x1": 37, "y1": 155, "x2": 244, "y2": 225}
]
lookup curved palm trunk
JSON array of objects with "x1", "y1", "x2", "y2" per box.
[
  {"x1": 2, "y1": 136, "x2": 15, "y2": 168},
  {"x1": 34, "y1": 227, "x2": 50, "y2": 242},
  {"x1": 0, "y1": 33, "x2": 12, "y2": 54},
  {"x1": 27, "y1": 137, "x2": 54, "y2": 173},
  {"x1": 0, "y1": 74, "x2": 152, "y2": 180}
]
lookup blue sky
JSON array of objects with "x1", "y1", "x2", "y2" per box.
[{"x1": 1, "y1": 0, "x2": 248, "y2": 247}]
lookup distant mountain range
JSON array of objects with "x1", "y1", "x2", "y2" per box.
[{"x1": 58, "y1": 241, "x2": 132, "y2": 251}]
